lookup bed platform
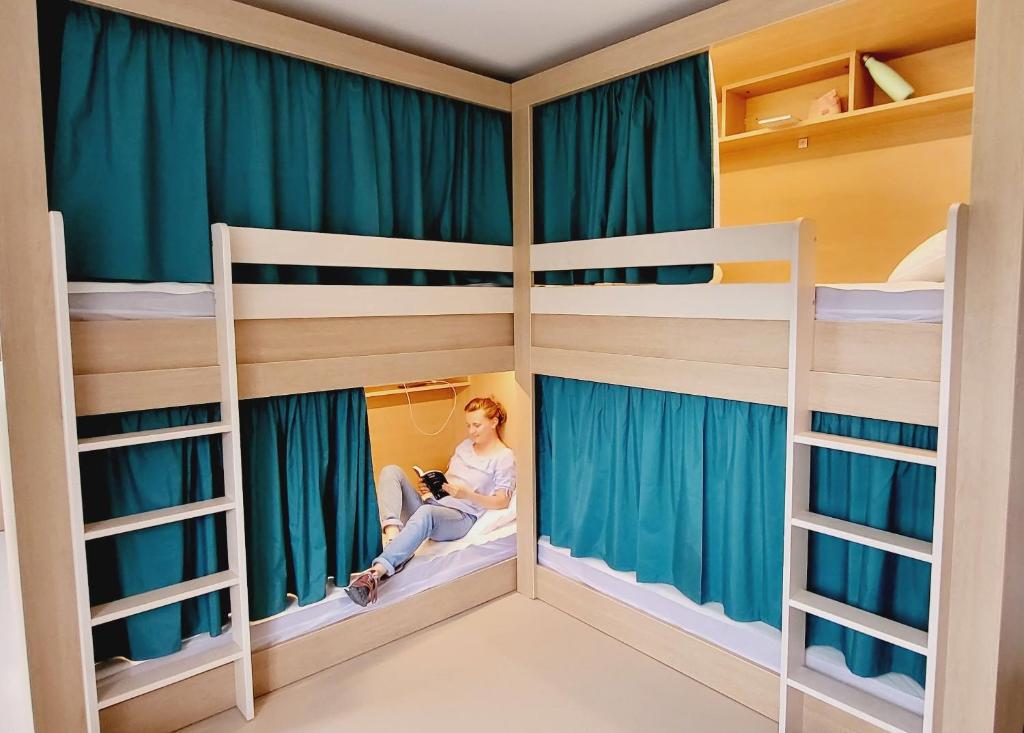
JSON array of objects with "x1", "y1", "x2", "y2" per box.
[{"x1": 518, "y1": 205, "x2": 966, "y2": 733}]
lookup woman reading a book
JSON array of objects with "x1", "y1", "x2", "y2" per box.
[{"x1": 345, "y1": 396, "x2": 516, "y2": 607}]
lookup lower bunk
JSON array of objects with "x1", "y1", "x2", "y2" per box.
[
  {"x1": 538, "y1": 538, "x2": 923, "y2": 715},
  {"x1": 532, "y1": 374, "x2": 936, "y2": 733},
  {"x1": 86, "y1": 371, "x2": 521, "y2": 731}
]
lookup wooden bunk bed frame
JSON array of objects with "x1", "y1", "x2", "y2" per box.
[{"x1": 2, "y1": 0, "x2": 1022, "y2": 732}]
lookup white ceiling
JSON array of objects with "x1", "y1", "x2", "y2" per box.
[{"x1": 239, "y1": 0, "x2": 727, "y2": 81}]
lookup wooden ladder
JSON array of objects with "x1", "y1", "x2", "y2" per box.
[
  {"x1": 779, "y1": 204, "x2": 967, "y2": 733},
  {"x1": 50, "y1": 212, "x2": 255, "y2": 730}
]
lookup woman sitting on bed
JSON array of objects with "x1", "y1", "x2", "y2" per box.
[{"x1": 345, "y1": 396, "x2": 516, "y2": 607}]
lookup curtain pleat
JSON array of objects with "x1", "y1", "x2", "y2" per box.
[
  {"x1": 532, "y1": 53, "x2": 714, "y2": 284},
  {"x1": 537, "y1": 376, "x2": 934, "y2": 686},
  {"x1": 50, "y1": 5, "x2": 512, "y2": 284},
  {"x1": 240, "y1": 390, "x2": 380, "y2": 621}
]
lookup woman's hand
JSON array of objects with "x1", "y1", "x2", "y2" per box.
[
  {"x1": 442, "y1": 482, "x2": 467, "y2": 499},
  {"x1": 416, "y1": 479, "x2": 432, "y2": 500}
]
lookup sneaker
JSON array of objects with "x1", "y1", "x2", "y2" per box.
[{"x1": 344, "y1": 569, "x2": 380, "y2": 607}]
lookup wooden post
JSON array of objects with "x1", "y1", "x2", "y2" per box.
[
  {"x1": 942, "y1": 0, "x2": 1024, "y2": 731},
  {"x1": 0, "y1": 1, "x2": 90, "y2": 729},
  {"x1": 512, "y1": 107, "x2": 537, "y2": 597}
]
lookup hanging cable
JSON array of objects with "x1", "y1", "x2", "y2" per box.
[{"x1": 401, "y1": 379, "x2": 458, "y2": 436}]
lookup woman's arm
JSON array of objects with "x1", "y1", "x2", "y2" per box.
[{"x1": 443, "y1": 481, "x2": 512, "y2": 510}]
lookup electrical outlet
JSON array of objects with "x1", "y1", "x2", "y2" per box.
[{"x1": 798, "y1": 137, "x2": 809, "y2": 149}]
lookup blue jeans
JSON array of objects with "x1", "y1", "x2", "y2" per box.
[{"x1": 373, "y1": 465, "x2": 475, "y2": 576}]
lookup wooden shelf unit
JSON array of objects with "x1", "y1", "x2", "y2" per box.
[
  {"x1": 721, "y1": 52, "x2": 870, "y2": 137},
  {"x1": 719, "y1": 86, "x2": 974, "y2": 155}
]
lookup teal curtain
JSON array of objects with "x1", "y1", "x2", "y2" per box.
[
  {"x1": 49, "y1": 5, "x2": 512, "y2": 285},
  {"x1": 537, "y1": 377, "x2": 786, "y2": 625},
  {"x1": 806, "y1": 412, "x2": 934, "y2": 685},
  {"x1": 240, "y1": 389, "x2": 381, "y2": 621},
  {"x1": 533, "y1": 54, "x2": 714, "y2": 285},
  {"x1": 537, "y1": 376, "x2": 934, "y2": 685},
  {"x1": 80, "y1": 406, "x2": 226, "y2": 662},
  {"x1": 81, "y1": 388, "x2": 380, "y2": 658}
]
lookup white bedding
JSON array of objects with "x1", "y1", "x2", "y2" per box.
[
  {"x1": 815, "y1": 281, "x2": 944, "y2": 323},
  {"x1": 538, "y1": 537, "x2": 925, "y2": 715},
  {"x1": 68, "y1": 280, "x2": 945, "y2": 323},
  {"x1": 95, "y1": 522, "x2": 516, "y2": 685},
  {"x1": 68, "y1": 281, "x2": 214, "y2": 320}
]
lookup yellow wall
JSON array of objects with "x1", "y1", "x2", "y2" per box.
[
  {"x1": 365, "y1": 372, "x2": 517, "y2": 484},
  {"x1": 720, "y1": 134, "x2": 972, "y2": 283}
]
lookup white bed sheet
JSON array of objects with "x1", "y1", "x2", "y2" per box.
[
  {"x1": 95, "y1": 522, "x2": 516, "y2": 685},
  {"x1": 68, "y1": 281, "x2": 214, "y2": 320},
  {"x1": 815, "y1": 281, "x2": 944, "y2": 323},
  {"x1": 69, "y1": 280, "x2": 944, "y2": 324},
  {"x1": 538, "y1": 537, "x2": 925, "y2": 715}
]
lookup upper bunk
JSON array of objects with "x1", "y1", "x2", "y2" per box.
[
  {"x1": 66, "y1": 224, "x2": 515, "y2": 417},
  {"x1": 63, "y1": 207, "x2": 963, "y2": 427}
]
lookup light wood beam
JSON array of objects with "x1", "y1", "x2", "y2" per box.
[
  {"x1": 943, "y1": 0, "x2": 1024, "y2": 730},
  {"x1": 510, "y1": 0, "x2": 843, "y2": 109},
  {"x1": 78, "y1": 0, "x2": 511, "y2": 111},
  {"x1": 512, "y1": 108, "x2": 536, "y2": 597},
  {"x1": 0, "y1": 1, "x2": 88, "y2": 729}
]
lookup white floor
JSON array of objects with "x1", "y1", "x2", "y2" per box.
[{"x1": 182, "y1": 593, "x2": 775, "y2": 733}]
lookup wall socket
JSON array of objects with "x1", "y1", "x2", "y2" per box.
[{"x1": 798, "y1": 137, "x2": 809, "y2": 149}]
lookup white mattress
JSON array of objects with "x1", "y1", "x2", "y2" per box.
[
  {"x1": 68, "y1": 280, "x2": 944, "y2": 324},
  {"x1": 538, "y1": 537, "x2": 925, "y2": 715},
  {"x1": 68, "y1": 282, "x2": 214, "y2": 320},
  {"x1": 95, "y1": 522, "x2": 516, "y2": 685},
  {"x1": 815, "y1": 281, "x2": 944, "y2": 323}
]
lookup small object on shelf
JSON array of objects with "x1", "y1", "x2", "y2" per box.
[
  {"x1": 862, "y1": 54, "x2": 914, "y2": 102},
  {"x1": 808, "y1": 89, "x2": 843, "y2": 119},
  {"x1": 756, "y1": 113, "x2": 799, "y2": 128}
]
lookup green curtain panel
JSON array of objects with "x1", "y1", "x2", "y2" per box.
[
  {"x1": 240, "y1": 389, "x2": 381, "y2": 621},
  {"x1": 79, "y1": 406, "x2": 226, "y2": 662},
  {"x1": 536, "y1": 376, "x2": 934, "y2": 686},
  {"x1": 536, "y1": 376, "x2": 786, "y2": 625},
  {"x1": 49, "y1": 5, "x2": 512, "y2": 284},
  {"x1": 532, "y1": 54, "x2": 714, "y2": 285},
  {"x1": 806, "y1": 412, "x2": 934, "y2": 685}
]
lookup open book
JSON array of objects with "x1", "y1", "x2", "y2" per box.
[{"x1": 412, "y1": 465, "x2": 449, "y2": 500}]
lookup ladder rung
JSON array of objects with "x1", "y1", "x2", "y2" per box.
[
  {"x1": 97, "y1": 638, "x2": 242, "y2": 709},
  {"x1": 78, "y1": 421, "x2": 232, "y2": 453},
  {"x1": 84, "y1": 497, "x2": 235, "y2": 541},
  {"x1": 91, "y1": 570, "x2": 237, "y2": 626},
  {"x1": 793, "y1": 431, "x2": 937, "y2": 466},
  {"x1": 789, "y1": 589, "x2": 929, "y2": 655},
  {"x1": 788, "y1": 666, "x2": 923, "y2": 733},
  {"x1": 792, "y1": 511, "x2": 933, "y2": 563}
]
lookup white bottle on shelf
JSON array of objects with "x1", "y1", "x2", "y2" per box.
[{"x1": 862, "y1": 55, "x2": 914, "y2": 102}]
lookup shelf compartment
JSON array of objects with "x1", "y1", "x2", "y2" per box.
[{"x1": 719, "y1": 86, "x2": 974, "y2": 155}]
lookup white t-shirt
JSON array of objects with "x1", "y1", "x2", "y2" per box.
[{"x1": 438, "y1": 439, "x2": 516, "y2": 518}]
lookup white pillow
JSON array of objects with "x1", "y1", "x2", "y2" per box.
[
  {"x1": 473, "y1": 493, "x2": 517, "y2": 535},
  {"x1": 888, "y1": 230, "x2": 947, "y2": 283}
]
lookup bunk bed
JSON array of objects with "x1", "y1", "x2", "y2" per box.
[
  {"x1": 54, "y1": 215, "x2": 518, "y2": 730},
  {"x1": 522, "y1": 207, "x2": 965, "y2": 733}
]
